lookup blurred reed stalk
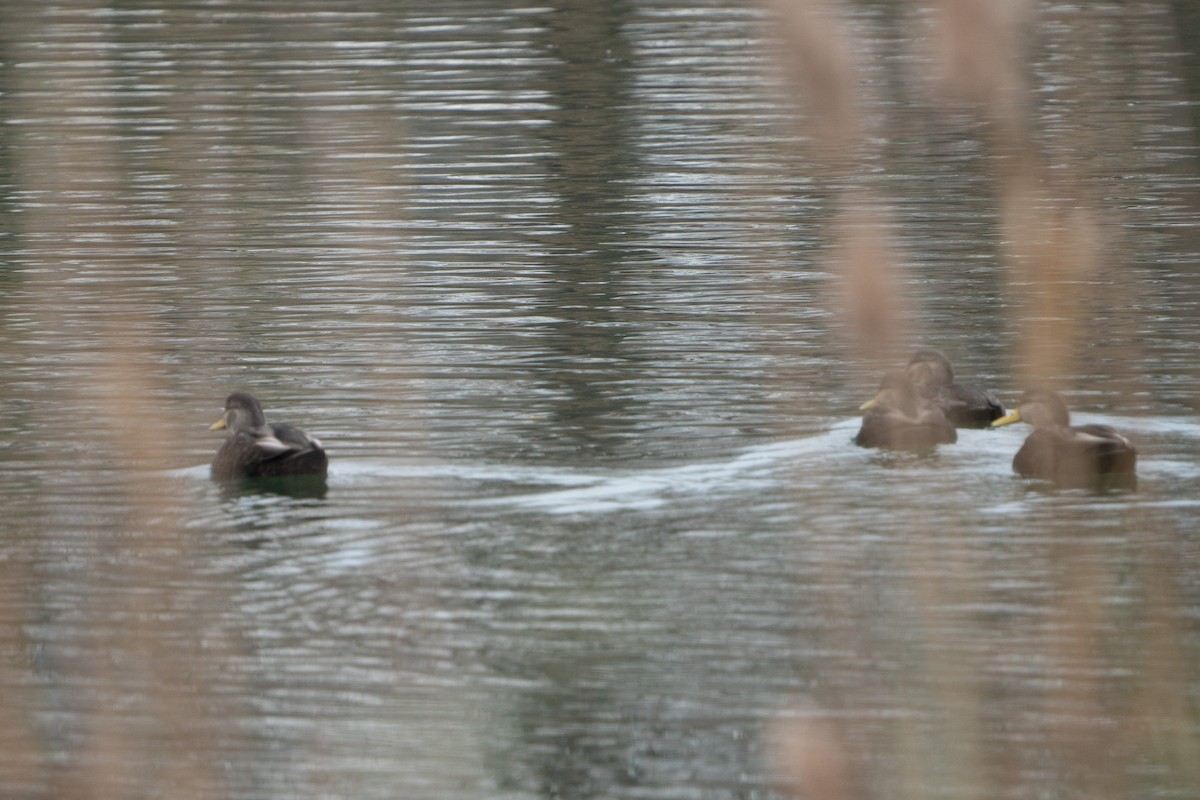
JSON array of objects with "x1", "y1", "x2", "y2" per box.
[
  {"x1": 769, "y1": 0, "x2": 911, "y2": 370},
  {"x1": 1, "y1": 2, "x2": 236, "y2": 797},
  {"x1": 769, "y1": 1, "x2": 1197, "y2": 798}
]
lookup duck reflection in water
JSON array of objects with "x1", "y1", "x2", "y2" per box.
[
  {"x1": 991, "y1": 388, "x2": 1137, "y2": 489},
  {"x1": 856, "y1": 370, "x2": 957, "y2": 450},
  {"x1": 905, "y1": 348, "x2": 1006, "y2": 428},
  {"x1": 210, "y1": 392, "x2": 328, "y2": 482}
]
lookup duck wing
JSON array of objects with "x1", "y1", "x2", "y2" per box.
[
  {"x1": 1072, "y1": 423, "x2": 1129, "y2": 442},
  {"x1": 213, "y1": 421, "x2": 328, "y2": 480},
  {"x1": 1014, "y1": 425, "x2": 1137, "y2": 485},
  {"x1": 936, "y1": 383, "x2": 1006, "y2": 427},
  {"x1": 1071, "y1": 424, "x2": 1137, "y2": 473},
  {"x1": 255, "y1": 423, "x2": 324, "y2": 460}
]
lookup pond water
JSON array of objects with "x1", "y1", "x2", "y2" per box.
[{"x1": 1, "y1": 1, "x2": 1199, "y2": 799}]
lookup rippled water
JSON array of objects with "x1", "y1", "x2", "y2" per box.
[{"x1": 2, "y1": 1, "x2": 1199, "y2": 798}]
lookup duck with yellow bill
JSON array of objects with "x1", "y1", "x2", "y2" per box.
[
  {"x1": 856, "y1": 370, "x2": 957, "y2": 450},
  {"x1": 905, "y1": 348, "x2": 1006, "y2": 428},
  {"x1": 210, "y1": 392, "x2": 328, "y2": 480},
  {"x1": 991, "y1": 388, "x2": 1136, "y2": 489}
]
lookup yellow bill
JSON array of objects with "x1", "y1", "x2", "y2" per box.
[
  {"x1": 859, "y1": 393, "x2": 882, "y2": 411},
  {"x1": 990, "y1": 410, "x2": 1022, "y2": 427}
]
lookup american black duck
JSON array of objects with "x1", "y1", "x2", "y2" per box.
[
  {"x1": 856, "y1": 370, "x2": 957, "y2": 450},
  {"x1": 905, "y1": 349, "x2": 1006, "y2": 428},
  {"x1": 210, "y1": 392, "x2": 328, "y2": 480},
  {"x1": 990, "y1": 388, "x2": 1136, "y2": 488}
]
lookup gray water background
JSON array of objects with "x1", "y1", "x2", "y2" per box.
[{"x1": 1, "y1": 2, "x2": 1199, "y2": 798}]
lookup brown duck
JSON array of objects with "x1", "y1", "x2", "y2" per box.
[
  {"x1": 905, "y1": 349, "x2": 1006, "y2": 428},
  {"x1": 856, "y1": 370, "x2": 957, "y2": 450},
  {"x1": 991, "y1": 389, "x2": 1136, "y2": 488},
  {"x1": 210, "y1": 392, "x2": 328, "y2": 480}
]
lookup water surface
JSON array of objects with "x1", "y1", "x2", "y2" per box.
[{"x1": 1, "y1": 1, "x2": 1199, "y2": 798}]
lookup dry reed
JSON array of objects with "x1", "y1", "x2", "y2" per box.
[{"x1": 770, "y1": 1, "x2": 1198, "y2": 799}]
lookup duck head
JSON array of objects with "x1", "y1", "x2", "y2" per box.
[
  {"x1": 210, "y1": 392, "x2": 269, "y2": 435},
  {"x1": 991, "y1": 388, "x2": 1071, "y2": 429},
  {"x1": 905, "y1": 348, "x2": 955, "y2": 393},
  {"x1": 860, "y1": 370, "x2": 922, "y2": 416}
]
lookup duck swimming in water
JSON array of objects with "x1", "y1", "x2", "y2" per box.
[
  {"x1": 210, "y1": 392, "x2": 328, "y2": 480},
  {"x1": 905, "y1": 349, "x2": 1006, "y2": 428},
  {"x1": 991, "y1": 388, "x2": 1136, "y2": 488},
  {"x1": 856, "y1": 370, "x2": 957, "y2": 450}
]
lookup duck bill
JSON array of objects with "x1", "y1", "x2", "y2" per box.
[
  {"x1": 209, "y1": 418, "x2": 227, "y2": 431},
  {"x1": 859, "y1": 393, "x2": 882, "y2": 411},
  {"x1": 990, "y1": 410, "x2": 1022, "y2": 428}
]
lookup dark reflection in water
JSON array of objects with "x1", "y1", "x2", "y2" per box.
[
  {"x1": 524, "y1": 0, "x2": 642, "y2": 460},
  {"x1": 0, "y1": 1, "x2": 1199, "y2": 799},
  {"x1": 216, "y1": 475, "x2": 330, "y2": 503}
]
